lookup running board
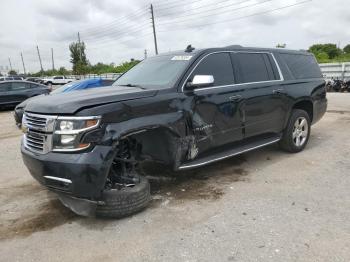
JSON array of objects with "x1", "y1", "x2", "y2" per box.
[{"x1": 179, "y1": 136, "x2": 281, "y2": 170}]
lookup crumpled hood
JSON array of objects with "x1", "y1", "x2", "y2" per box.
[{"x1": 25, "y1": 85, "x2": 158, "y2": 114}]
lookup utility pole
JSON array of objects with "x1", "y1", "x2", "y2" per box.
[
  {"x1": 20, "y1": 52, "x2": 26, "y2": 75},
  {"x1": 78, "y1": 32, "x2": 82, "y2": 60},
  {"x1": 144, "y1": 49, "x2": 148, "y2": 59},
  {"x1": 51, "y1": 48, "x2": 55, "y2": 71},
  {"x1": 150, "y1": 4, "x2": 158, "y2": 55},
  {"x1": 8, "y1": 57, "x2": 13, "y2": 71},
  {"x1": 36, "y1": 45, "x2": 44, "y2": 73}
]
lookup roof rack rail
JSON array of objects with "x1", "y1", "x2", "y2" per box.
[{"x1": 225, "y1": 45, "x2": 243, "y2": 48}]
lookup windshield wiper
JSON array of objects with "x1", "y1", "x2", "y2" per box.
[{"x1": 118, "y1": 84, "x2": 147, "y2": 90}]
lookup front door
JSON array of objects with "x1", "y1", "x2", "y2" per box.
[
  {"x1": 185, "y1": 52, "x2": 244, "y2": 154},
  {"x1": 0, "y1": 82, "x2": 12, "y2": 105}
]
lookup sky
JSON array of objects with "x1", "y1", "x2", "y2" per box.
[{"x1": 0, "y1": 0, "x2": 349, "y2": 74}]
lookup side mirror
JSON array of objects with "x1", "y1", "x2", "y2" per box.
[{"x1": 186, "y1": 75, "x2": 214, "y2": 89}]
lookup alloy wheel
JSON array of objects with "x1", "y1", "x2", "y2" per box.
[{"x1": 292, "y1": 117, "x2": 308, "y2": 147}]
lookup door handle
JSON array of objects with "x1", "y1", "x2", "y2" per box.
[
  {"x1": 273, "y1": 88, "x2": 284, "y2": 94},
  {"x1": 229, "y1": 95, "x2": 242, "y2": 101}
]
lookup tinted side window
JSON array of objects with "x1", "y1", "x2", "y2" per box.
[
  {"x1": 11, "y1": 82, "x2": 29, "y2": 91},
  {"x1": 281, "y1": 54, "x2": 322, "y2": 79},
  {"x1": 0, "y1": 83, "x2": 11, "y2": 92},
  {"x1": 235, "y1": 53, "x2": 275, "y2": 83},
  {"x1": 191, "y1": 53, "x2": 234, "y2": 86},
  {"x1": 30, "y1": 83, "x2": 40, "y2": 88},
  {"x1": 54, "y1": 76, "x2": 63, "y2": 79}
]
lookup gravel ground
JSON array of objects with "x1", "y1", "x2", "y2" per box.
[{"x1": 0, "y1": 93, "x2": 349, "y2": 262}]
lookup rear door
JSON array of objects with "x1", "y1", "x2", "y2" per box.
[
  {"x1": 187, "y1": 52, "x2": 244, "y2": 154},
  {"x1": 232, "y1": 52, "x2": 287, "y2": 138}
]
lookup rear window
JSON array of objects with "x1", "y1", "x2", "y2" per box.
[
  {"x1": 235, "y1": 53, "x2": 276, "y2": 83},
  {"x1": 281, "y1": 53, "x2": 322, "y2": 79}
]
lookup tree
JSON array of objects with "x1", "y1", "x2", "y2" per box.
[
  {"x1": 315, "y1": 52, "x2": 329, "y2": 63},
  {"x1": 309, "y1": 44, "x2": 342, "y2": 59},
  {"x1": 58, "y1": 67, "x2": 70, "y2": 75},
  {"x1": 8, "y1": 70, "x2": 17, "y2": 75},
  {"x1": 344, "y1": 44, "x2": 350, "y2": 54},
  {"x1": 69, "y1": 41, "x2": 89, "y2": 75}
]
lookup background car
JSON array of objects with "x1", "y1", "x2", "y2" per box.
[
  {"x1": 24, "y1": 77, "x2": 44, "y2": 84},
  {"x1": 0, "y1": 76, "x2": 24, "y2": 81},
  {"x1": 14, "y1": 78, "x2": 114, "y2": 126},
  {"x1": 0, "y1": 81, "x2": 50, "y2": 109},
  {"x1": 42, "y1": 75, "x2": 73, "y2": 85}
]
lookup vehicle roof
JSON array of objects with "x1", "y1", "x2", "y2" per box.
[
  {"x1": 158, "y1": 45, "x2": 310, "y2": 57},
  {"x1": 0, "y1": 80, "x2": 45, "y2": 85}
]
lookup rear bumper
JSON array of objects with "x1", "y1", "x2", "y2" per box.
[
  {"x1": 312, "y1": 97, "x2": 327, "y2": 125},
  {"x1": 21, "y1": 143, "x2": 115, "y2": 200}
]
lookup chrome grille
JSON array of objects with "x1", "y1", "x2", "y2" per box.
[
  {"x1": 24, "y1": 114, "x2": 46, "y2": 129},
  {"x1": 25, "y1": 130, "x2": 45, "y2": 152},
  {"x1": 23, "y1": 113, "x2": 56, "y2": 154}
]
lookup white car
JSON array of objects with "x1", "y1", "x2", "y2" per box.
[{"x1": 42, "y1": 76, "x2": 73, "y2": 85}]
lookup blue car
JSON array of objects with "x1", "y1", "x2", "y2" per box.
[
  {"x1": 14, "y1": 78, "x2": 115, "y2": 126},
  {"x1": 51, "y1": 78, "x2": 114, "y2": 94}
]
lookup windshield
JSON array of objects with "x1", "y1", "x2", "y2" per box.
[{"x1": 113, "y1": 54, "x2": 193, "y2": 89}]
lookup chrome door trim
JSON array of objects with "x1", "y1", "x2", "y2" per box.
[{"x1": 181, "y1": 51, "x2": 284, "y2": 92}]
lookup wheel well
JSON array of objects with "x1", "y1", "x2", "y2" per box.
[
  {"x1": 293, "y1": 100, "x2": 313, "y2": 122},
  {"x1": 127, "y1": 127, "x2": 179, "y2": 165}
]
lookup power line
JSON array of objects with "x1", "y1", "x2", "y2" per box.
[
  {"x1": 155, "y1": 0, "x2": 208, "y2": 12},
  {"x1": 78, "y1": 10, "x2": 149, "y2": 36},
  {"x1": 81, "y1": 23, "x2": 150, "y2": 42},
  {"x1": 157, "y1": 0, "x2": 311, "y2": 32},
  {"x1": 157, "y1": 0, "x2": 274, "y2": 26}
]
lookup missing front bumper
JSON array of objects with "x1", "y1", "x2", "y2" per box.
[{"x1": 57, "y1": 194, "x2": 105, "y2": 217}]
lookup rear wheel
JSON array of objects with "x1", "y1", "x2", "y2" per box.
[
  {"x1": 279, "y1": 109, "x2": 311, "y2": 153},
  {"x1": 96, "y1": 139, "x2": 150, "y2": 218}
]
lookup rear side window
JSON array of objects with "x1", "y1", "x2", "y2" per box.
[
  {"x1": 11, "y1": 82, "x2": 29, "y2": 90},
  {"x1": 191, "y1": 53, "x2": 234, "y2": 86},
  {"x1": 281, "y1": 54, "x2": 322, "y2": 79},
  {"x1": 30, "y1": 83, "x2": 40, "y2": 88},
  {"x1": 0, "y1": 83, "x2": 11, "y2": 92},
  {"x1": 235, "y1": 53, "x2": 276, "y2": 83}
]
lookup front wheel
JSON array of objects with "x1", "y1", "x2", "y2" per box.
[
  {"x1": 96, "y1": 139, "x2": 151, "y2": 218},
  {"x1": 96, "y1": 177, "x2": 150, "y2": 218},
  {"x1": 279, "y1": 109, "x2": 311, "y2": 153}
]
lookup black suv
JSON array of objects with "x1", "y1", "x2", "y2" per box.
[{"x1": 21, "y1": 46, "x2": 327, "y2": 217}]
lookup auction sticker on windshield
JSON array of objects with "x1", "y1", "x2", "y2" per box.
[{"x1": 171, "y1": 56, "x2": 192, "y2": 61}]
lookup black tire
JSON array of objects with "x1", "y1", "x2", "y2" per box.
[
  {"x1": 279, "y1": 109, "x2": 311, "y2": 153},
  {"x1": 96, "y1": 176, "x2": 151, "y2": 218}
]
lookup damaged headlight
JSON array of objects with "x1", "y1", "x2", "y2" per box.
[{"x1": 53, "y1": 116, "x2": 101, "y2": 151}]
